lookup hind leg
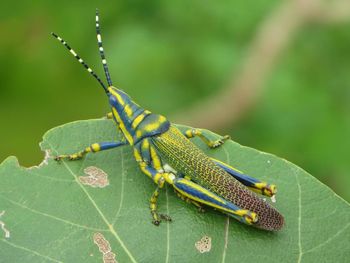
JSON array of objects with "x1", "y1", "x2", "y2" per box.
[{"x1": 212, "y1": 158, "x2": 277, "y2": 197}]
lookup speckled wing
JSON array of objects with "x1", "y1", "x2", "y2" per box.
[{"x1": 152, "y1": 125, "x2": 284, "y2": 231}]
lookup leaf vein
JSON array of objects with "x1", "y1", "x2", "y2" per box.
[
  {"x1": 1, "y1": 238, "x2": 63, "y2": 263},
  {"x1": 303, "y1": 222, "x2": 350, "y2": 254},
  {"x1": 26, "y1": 170, "x2": 74, "y2": 183},
  {"x1": 0, "y1": 194, "x2": 106, "y2": 232},
  {"x1": 112, "y1": 148, "x2": 126, "y2": 225},
  {"x1": 221, "y1": 217, "x2": 230, "y2": 263},
  {"x1": 221, "y1": 146, "x2": 230, "y2": 263},
  {"x1": 295, "y1": 171, "x2": 302, "y2": 263},
  {"x1": 165, "y1": 185, "x2": 170, "y2": 263}
]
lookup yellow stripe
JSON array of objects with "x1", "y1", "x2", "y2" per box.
[
  {"x1": 150, "y1": 146, "x2": 161, "y2": 170},
  {"x1": 179, "y1": 180, "x2": 225, "y2": 204},
  {"x1": 124, "y1": 104, "x2": 133, "y2": 117},
  {"x1": 143, "y1": 115, "x2": 167, "y2": 132},
  {"x1": 133, "y1": 149, "x2": 142, "y2": 162},
  {"x1": 132, "y1": 113, "x2": 146, "y2": 129},
  {"x1": 212, "y1": 158, "x2": 243, "y2": 173},
  {"x1": 141, "y1": 139, "x2": 149, "y2": 150},
  {"x1": 173, "y1": 186, "x2": 247, "y2": 217},
  {"x1": 108, "y1": 87, "x2": 125, "y2": 106},
  {"x1": 112, "y1": 108, "x2": 133, "y2": 145},
  {"x1": 136, "y1": 130, "x2": 142, "y2": 138},
  {"x1": 140, "y1": 166, "x2": 152, "y2": 178}
]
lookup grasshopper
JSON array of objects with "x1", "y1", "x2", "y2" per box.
[{"x1": 52, "y1": 10, "x2": 284, "y2": 231}]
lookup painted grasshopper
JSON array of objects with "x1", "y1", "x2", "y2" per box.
[{"x1": 52, "y1": 10, "x2": 284, "y2": 231}]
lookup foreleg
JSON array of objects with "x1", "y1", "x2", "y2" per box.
[{"x1": 55, "y1": 141, "x2": 128, "y2": 161}]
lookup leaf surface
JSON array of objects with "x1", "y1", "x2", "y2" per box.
[{"x1": 0, "y1": 119, "x2": 349, "y2": 262}]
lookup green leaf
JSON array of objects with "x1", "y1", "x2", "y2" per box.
[{"x1": 1, "y1": 119, "x2": 349, "y2": 263}]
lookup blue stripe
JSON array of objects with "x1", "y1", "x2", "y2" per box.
[
  {"x1": 109, "y1": 94, "x2": 145, "y2": 138},
  {"x1": 215, "y1": 161, "x2": 259, "y2": 187},
  {"x1": 174, "y1": 179, "x2": 242, "y2": 212},
  {"x1": 99, "y1": 141, "x2": 128, "y2": 150}
]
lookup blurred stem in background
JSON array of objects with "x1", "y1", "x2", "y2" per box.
[{"x1": 174, "y1": 0, "x2": 350, "y2": 128}]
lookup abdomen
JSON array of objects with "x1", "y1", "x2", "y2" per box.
[{"x1": 152, "y1": 125, "x2": 284, "y2": 231}]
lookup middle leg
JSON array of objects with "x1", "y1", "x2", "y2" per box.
[
  {"x1": 183, "y1": 128, "x2": 230, "y2": 148},
  {"x1": 133, "y1": 139, "x2": 172, "y2": 225}
]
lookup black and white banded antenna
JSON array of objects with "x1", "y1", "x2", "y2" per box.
[
  {"x1": 51, "y1": 32, "x2": 109, "y2": 94},
  {"x1": 95, "y1": 9, "x2": 113, "y2": 87}
]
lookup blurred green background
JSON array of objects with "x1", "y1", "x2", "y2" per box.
[{"x1": 1, "y1": 0, "x2": 349, "y2": 201}]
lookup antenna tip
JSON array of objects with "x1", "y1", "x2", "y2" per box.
[
  {"x1": 51, "y1": 32, "x2": 59, "y2": 37},
  {"x1": 96, "y1": 9, "x2": 100, "y2": 22}
]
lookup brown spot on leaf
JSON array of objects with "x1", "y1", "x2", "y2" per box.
[
  {"x1": 93, "y1": 232, "x2": 118, "y2": 263},
  {"x1": 195, "y1": 235, "x2": 211, "y2": 253},
  {"x1": 80, "y1": 166, "x2": 109, "y2": 188},
  {"x1": 0, "y1": 211, "x2": 10, "y2": 238}
]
